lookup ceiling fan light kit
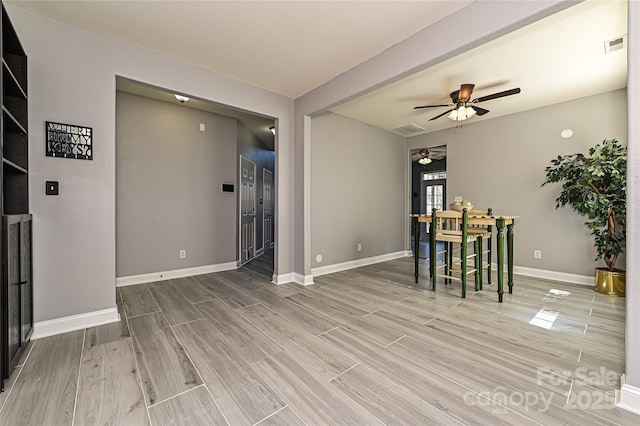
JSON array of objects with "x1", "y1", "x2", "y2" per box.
[
  {"x1": 448, "y1": 105, "x2": 477, "y2": 121},
  {"x1": 417, "y1": 149, "x2": 434, "y2": 165}
]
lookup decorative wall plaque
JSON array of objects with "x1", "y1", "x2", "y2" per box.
[{"x1": 46, "y1": 121, "x2": 93, "y2": 160}]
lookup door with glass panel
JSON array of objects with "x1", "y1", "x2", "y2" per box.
[{"x1": 421, "y1": 171, "x2": 447, "y2": 214}]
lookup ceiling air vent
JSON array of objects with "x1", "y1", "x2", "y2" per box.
[
  {"x1": 392, "y1": 123, "x2": 425, "y2": 136},
  {"x1": 604, "y1": 35, "x2": 626, "y2": 54}
]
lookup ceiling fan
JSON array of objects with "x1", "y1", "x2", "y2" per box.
[
  {"x1": 411, "y1": 146, "x2": 446, "y2": 164},
  {"x1": 413, "y1": 84, "x2": 521, "y2": 121}
]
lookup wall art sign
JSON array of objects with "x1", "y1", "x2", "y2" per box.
[{"x1": 46, "y1": 121, "x2": 93, "y2": 160}]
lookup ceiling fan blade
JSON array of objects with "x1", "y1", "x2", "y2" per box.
[
  {"x1": 429, "y1": 109, "x2": 454, "y2": 121},
  {"x1": 428, "y1": 146, "x2": 447, "y2": 152},
  {"x1": 475, "y1": 87, "x2": 521, "y2": 103},
  {"x1": 413, "y1": 104, "x2": 451, "y2": 109},
  {"x1": 458, "y1": 84, "x2": 475, "y2": 102},
  {"x1": 470, "y1": 105, "x2": 490, "y2": 116}
]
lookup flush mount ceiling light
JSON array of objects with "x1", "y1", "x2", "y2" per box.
[
  {"x1": 269, "y1": 126, "x2": 276, "y2": 135},
  {"x1": 174, "y1": 94, "x2": 189, "y2": 103}
]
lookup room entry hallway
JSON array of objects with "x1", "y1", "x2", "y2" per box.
[{"x1": 0, "y1": 258, "x2": 635, "y2": 425}]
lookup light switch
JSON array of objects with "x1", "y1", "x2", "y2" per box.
[{"x1": 46, "y1": 181, "x2": 59, "y2": 195}]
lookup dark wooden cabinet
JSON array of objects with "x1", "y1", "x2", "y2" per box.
[
  {"x1": 1, "y1": 2, "x2": 30, "y2": 390},
  {"x1": 2, "y1": 214, "x2": 32, "y2": 379}
]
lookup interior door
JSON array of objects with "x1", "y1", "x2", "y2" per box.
[
  {"x1": 263, "y1": 169, "x2": 273, "y2": 248},
  {"x1": 240, "y1": 157, "x2": 256, "y2": 264}
]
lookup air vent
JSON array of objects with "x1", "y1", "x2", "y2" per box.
[
  {"x1": 604, "y1": 35, "x2": 626, "y2": 54},
  {"x1": 391, "y1": 123, "x2": 425, "y2": 136}
]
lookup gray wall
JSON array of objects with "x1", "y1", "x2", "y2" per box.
[
  {"x1": 116, "y1": 92, "x2": 237, "y2": 277},
  {"x1": 294, "y1": 0, "x2": 575, "y2": 277},
  {"x1": 237, "y1": 122, "x2": 275, "y2": 255},
  {"x1": 407, "y1": 89, "x2": 627, "y2": 277},
  {"x1": 8, "y1": 4, "x2": 294, "y2": 323},
  {"x1": 311, "y1": 113, "x2": 405, "y2": 267}
]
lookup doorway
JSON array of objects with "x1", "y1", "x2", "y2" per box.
[{"x1": 410, "y1": 146, "x2": 447, "y2": 259}]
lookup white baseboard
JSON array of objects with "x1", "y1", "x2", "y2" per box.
[
  {"x1": 272, "y1": 272, "x2": 293, "y2": 285},
  {"x1": 293, "y1": 273, "x2": 314, "y2": 286},
  {"x1": 32, "y1": 307, "x2": 120, "y2": 339},
  {"x1": 498, "y1": 265, "x2": 593, "y2": 286},
  {"x1": 312, "y1": 251, "x2": 407, "y2": 277},
  {"x1": 271, "y1": 272, "x2": 314, "y2": 286},
  {"x1": 617, "y1": 376, "x2": 640, "y2": 414},
  {"x1": 412, "y1": 253, "x2": 593, "y2": 286},
  {"x1": 116, "y1": 262, "x2": 238, "y2": 287}
]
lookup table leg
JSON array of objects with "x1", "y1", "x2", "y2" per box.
[
  {"x1": 430, "y1": 220, "x2": 437, "y2": 291},
  {"x1": 487, "y1": 208, "x2": 493, "y2": 285},
  {"x1": 475, "y1": 237, "x2": 481, "y2": 291},
  {"x1": 487, "y1": 226, "x2": 493, "y2": 285},
  {"x1": 507, "y1": 221, "x2": 515, "y2": 294},
  {"x1": 496, "y1": 218, "x2": 505, "y2": 303},
  {"x1": 413, "y1": 217, "x2": 419, "y2": 284}
]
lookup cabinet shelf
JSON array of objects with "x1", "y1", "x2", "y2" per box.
[
  {"x1": 1, "y1": 2, "x2": 31, "y2": 386},
  {"x1": 2, "y1": 55, "x2": 26, "y2": 93},
  {"x1": 2, "y1": 107, "x2": 26, "y2": 135},
  {"x1": 2, "y1": 97, "x2": 26, "y2": 131},
  {"x1": 2, "y1": 158, "x2": 27, "y2": 174},
  {"x1": 1, "y1": 6, "x2": 25, "y2": 57},
  {"x1": 2, "y1": 130, "x2": 27, "y2": 171},
  {"x1": 2, "y1": 60, "x2": 26, "y2": 100}
]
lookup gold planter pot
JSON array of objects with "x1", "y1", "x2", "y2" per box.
[{"x1": 594, "y1": 268, "x2": 625, "y2": 296}]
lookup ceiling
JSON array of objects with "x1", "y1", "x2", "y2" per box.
[
  {"x1": 8, "y1": 0, "x2": 471, "y2": 99},
  {"x1": 332, "y1": 0, "x2": 628, "y2": 136},
  {"x1": 8, "y1": 1, "x2": 627, "y2": 141}
]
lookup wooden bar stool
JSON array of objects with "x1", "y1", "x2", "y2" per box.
[
  {"x1": 429, "y1": 208, "x2": 489, "y2": 298},
  {"x1": 467, "y1": 208, "x2": 493, "y2": 289}
]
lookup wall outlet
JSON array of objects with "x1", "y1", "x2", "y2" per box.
[
  {"x1": 357, "y1": 243, "x2": 362, "y2": 251},
  {"x1": 179, "y1": 249, "x2": 187, "y2": 259},
  {"x1": 534, "y1": 250, "x2": 542, "y2": 259},
  {"x1": 199, "y1": 123, "x2": 205, "y2": 131}
]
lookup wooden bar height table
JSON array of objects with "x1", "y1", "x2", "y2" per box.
[{"x1": 411, "y1": 212, "x2": 519, "y2": 303}]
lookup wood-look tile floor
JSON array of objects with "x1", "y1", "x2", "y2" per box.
[{"x1": 0, "y1": 254, "x2": 637, "y2": 425}]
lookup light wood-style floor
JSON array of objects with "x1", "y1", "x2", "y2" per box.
[{"x1": 0, "y1": 254, "x2": 636, "y2": 425}]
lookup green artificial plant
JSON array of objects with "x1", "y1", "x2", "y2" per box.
[{"x1": 542, "y1": 138, "x2": 626, "y2": 271}]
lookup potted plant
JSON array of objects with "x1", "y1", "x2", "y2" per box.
[{"x1": 542, "y1": 138, "x2": 626, "y2": 295}]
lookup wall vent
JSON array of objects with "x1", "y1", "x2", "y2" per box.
[
  {"x1": 604, "y1": 35, "x2": 626, "y2": 54},
  {"x1": 391, "y1": 123, "x2": 425, "y2": 136}
]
